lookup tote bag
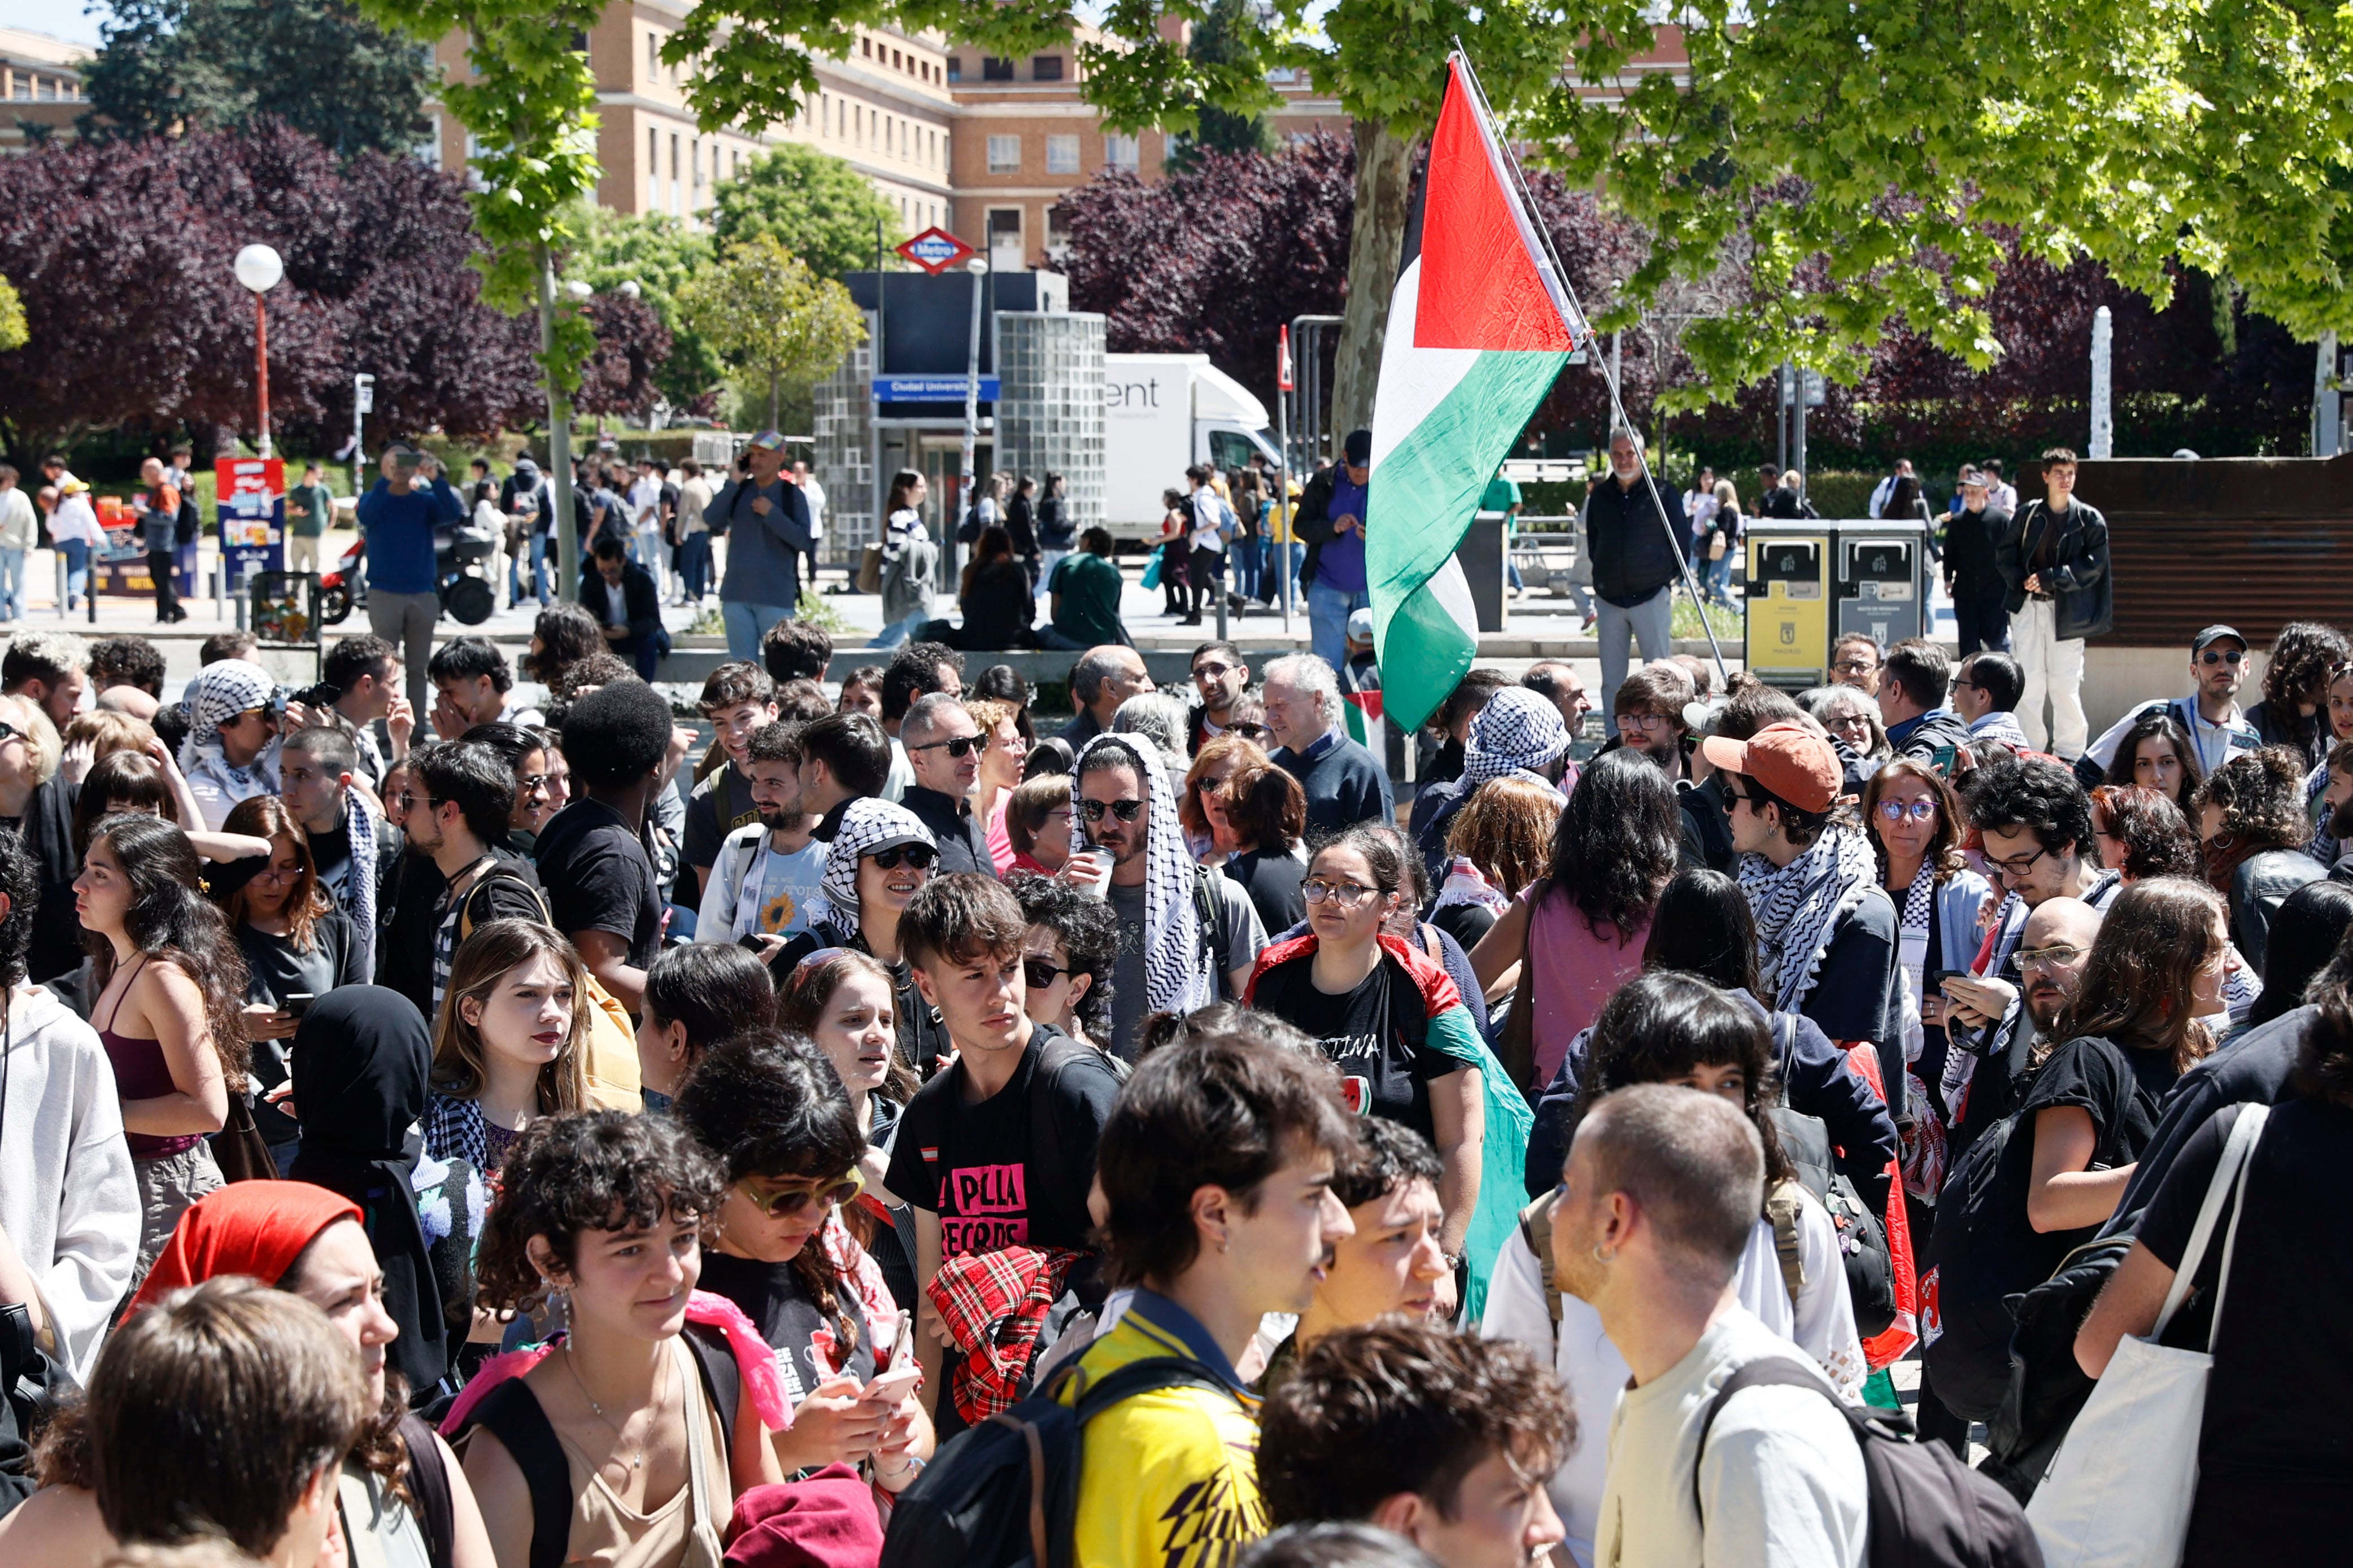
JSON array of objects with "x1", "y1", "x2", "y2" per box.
[
  {"x1": 2024, "y1": 1102, "x2": 2268, "y2": 1568},
  {"x1": 1140, "y1": 543, "x2": 1166, "y2": 591}
]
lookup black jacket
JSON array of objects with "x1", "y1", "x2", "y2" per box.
[
  {"x1": 1998, "y1": 498, "x2": 2112, "y2": 639},
  {"x1": 1292, "y1": 466, "x2": 1343, "y2": 591},
  {"x1": 1888, "y1": 706, "x2": 1974, "y2": 767},
  {"x1": 899, "y1": 785, "x2": 992, "y2": 875},
  {"x1": 1034, "y1": 493, "x2": 1073, "y2": 551},
  {"x1": 18, "y1": 773, "x2": 81, "y2": 984},
  {"x1": 579, "y1": 561, "x2": 663, "y2": 648},
  {"x1": 1582, "y1": 474, "x2": 1688, "y2": 604},
  {"x1": 1942, "y1": 503, "x2": 2012, "y2": 602},
  {"x1": 948, "y1": 558, "x2": 1036, "y2": 649},
  {"x1": 1003, "y1": 493, "x2": 1039, "y2": 558}
]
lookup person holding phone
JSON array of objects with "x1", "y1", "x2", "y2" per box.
[
  {"x1": 355, "y1": 443, "x2": 464, "y2": 717},
  {"x1": 215, "y1": 797, "x2": 365, "y2": 1173},
  {"x1": 674, "y1": 1029, "x2": 935, "y2": 1487}
]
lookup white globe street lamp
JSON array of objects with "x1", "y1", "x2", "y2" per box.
[{"x1": 235, "y1": 243, "x2": 284, "y2": 458}]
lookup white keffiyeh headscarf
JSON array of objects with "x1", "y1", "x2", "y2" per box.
[
  {"x1": 177, "y1": 657, "x2": 281, "y2": 791},
  {"x1": 806, "y1": 798, "x2": 935, "y2": 932},
  {"x1": 1074, "y1": 732, "x2": 1212, "y2": 1017},
  {"x1": 1460, "y1": 688, "x2": 1571, "y2": 795},
  {"x1": 1737, "y1": 823, "x2": 1880, "y2": 1014}
]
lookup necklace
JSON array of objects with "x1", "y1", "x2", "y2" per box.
[{"x1": 562, "y1": 1339, "x2": 666, "y2": 1473}]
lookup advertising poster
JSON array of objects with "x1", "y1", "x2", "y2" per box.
[
  {"x1": 216, "y1": 457, "x2": 286, "y2": 587},
  {"x1": 91, "y1": 495, "x2": 197, "y2": 599}
]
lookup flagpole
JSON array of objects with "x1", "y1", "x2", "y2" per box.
[{"x1": 1445, "y1": 44, "x2": 1733, "y2": 691}]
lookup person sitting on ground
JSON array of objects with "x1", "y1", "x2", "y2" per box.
[
  {"x1": 1490, "y1": 975, "x2": 1866, "y2": 1565},
  {"x1": 1055, "y1": 1029, "x2": 1357, "y2": 1567},
  {"x1": 1013, "y1": 873, "x2": 1122, "y2": 1061},
  {"x1": 672, "y1": 1030, "x2": 935, "y2": 1486},
  {"x1": 1554, "y1": 1084, "x2": 1870, "y2": 1567},
  {"x1": 2194, "y1": 746, "x2": 2326, "y2": 975},
  {"x1": 930, "y1": 523, "x2": 1035, "y2": 650},
  {"x1": 1038, "y1": 529, "x2": 1130, "y2": 654},
  {"x1": 1003, "y1": 771, "x2": 1076, "y2": 877},
  {"x1": 1259, "y1": 1319, "x2": 1570, "y2": 1568},
  {"x1": 637, "y1": 942, "x2": 777, "y2": 1115}
]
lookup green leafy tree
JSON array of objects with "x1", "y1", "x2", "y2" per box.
[
  {"x1": 679, "y1": 234, "x2": 868, "y2": 429},
  {"x1": 563, "y1": 207, "x2": 722, "y2": 412},
  {"x1": 711, "y1": 144, "x2": 908, "y2": 280},
  {"x1": 0, "y1": 276, "x2": 25, "y2": 355},
  {"x1": 80, "y1": 0, "x2": 434, "y2": 156},
  {"x1": 1167, "y1": 0, "x2": 1274, "y2": 172}
]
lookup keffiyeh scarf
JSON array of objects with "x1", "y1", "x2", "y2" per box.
[
  {"x1": 176, "y1": 657, "x2": 281, "y2": 791},
  {"x1": 1074, "y1": 732, "x2": 1212, "y2": 1017},
  {"x1": 1738, "y1": 824, "x2": 1880, "y2": 1015},
  {"x1": 1430, "y1": 855, "x2": 1513, "y2": 920},
  {"x1": 805, "y1": 798, "x2": 935, "y2": 932},
  {"x1": 1460, "y1": 689, "x2": 1570, "y2": 792}
]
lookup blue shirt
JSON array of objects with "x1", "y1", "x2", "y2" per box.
[
  {"x1": 1318, "y1": 473, "x2": 1369, "y2": 593},
  {"x1": 354, "y1": 476, "x2": 463, "y2": 595}
]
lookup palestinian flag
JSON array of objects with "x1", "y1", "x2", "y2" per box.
[{"x1": 1367, "y1": 54, "x2": 1583, "y2": 731}]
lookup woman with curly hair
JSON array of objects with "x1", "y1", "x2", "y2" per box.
[
  {"x1": 71, "y1": 812, "x2": 250, "y2": 1280},
  {"x1": 521, "y1": 600, "x2": 602, "y2": 687},
  {"x1": 2089, "y1": 784, "x2": 2204, "y2": 885},
  {"x1": 1430, "y1": 774, "x2": 1563, "y2": 951},
  {"x1": 2193, "y1": 746, "x2": 2327, "y2": 973},
  {"x1": 450, "y1": 1111, "x2": 782, "y2": 1566},
  {"x1": 2104, "y1": 708, "x2": 2204, "y2": 817},
  {"x1": 1470, "y1": 749, "x2": 1686, "y2": 1091},
  {"x1": 673, "y1": 1029, "x2": 935, "y2": 1488},
  {"x1": 2245, "y1": 620, "x2": 2350, "y2": 770}
]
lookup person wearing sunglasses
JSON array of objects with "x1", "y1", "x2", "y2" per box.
[
  {"x1": 176, "y1": 658, "x2": 286, "y2": 832},
  {"x1": 776, "y1": 798, "x2": 951, "y2": 1079},
  {"x1": 675, "y1": 1029, "x2": 936, "y2": 1487},
  {"x1": 1013, "y1": 875, "x2": 1122, "y2": 1060},
  {"x1": 966, "y1": 696, "x2": 1030, "y2": 874},
  {"x1": 2078, "y1": 624, "x2": 2264, "y2": 790},
  {"x1": 895, "y1": 693, "x2": 993, "y2": 876},
  {"x1": 1949, "y1": 649, "x2": 2029, "y2": 753}
]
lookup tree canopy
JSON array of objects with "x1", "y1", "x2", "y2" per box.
[
  {"x1": 563, "y1": 208, "x2": 721, "y2": 413},
  {"x1": 709, "y1": 144, "x2": 908, "y2": 281},
  {"x1": 80, "y1": 0, "x2": 435, "y2": 157},
  {"x1": 679, "y1": 235, "x2": 868, "y2": 429}
]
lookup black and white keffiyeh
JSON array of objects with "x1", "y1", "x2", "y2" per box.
[
  {"x1": 1460, "y1": 688, "x2": 1570, "y2": 793},
  {"x1": 1073, "y1": 732, "x2": 1212, "y2": 1017},
  {"x1": 177, "y1": 658, "x2": 281, "y2": 788},
  {"x1": 805, "y1": 798, "x2": 934, "y2": 932},
  {"x1": 1738, "y1": 824, "x2": 1880, "y2": 1014}
]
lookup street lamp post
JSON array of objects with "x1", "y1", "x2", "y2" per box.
[
  {"x1": 234, "y1": 244, "x2": 284, "y2": 458},
  {"x1": 958, "y1": 254, "x2": 987, "y2": 590}
]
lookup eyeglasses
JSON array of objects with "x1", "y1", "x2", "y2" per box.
[
  {"x1": 1616, "y1": 711, "x2": 1671, "y2": 732},
  {"x1": 1983, "y1": 844, "x2": 2053, "y2": 877},
  {"x1": 866, "y1": 844, "x2": 936, "y2": 871},
  {"x1": 740, "y1": 1168, "x2": 865, "y2": 1220},
  {"x1": 253, "y1": 865, "x2": 303, "y2": 885},
  {"x1": 516, "y1": 774, "x2": 551, "y2": 795},
  {"x1": 1022, "y1": 957, "x2": 1071, "y2": 990},
  {"x1": 909, "y1": 733, "x2": 988, "y2": 759},
  {"x1": 0, "y1": 720, "x2": 18, "y2": 744},
  {"x1": 2016, "y1": 944, "x2": 2086, "y2": 973},
  {"x1": 1875, "y1": 798, "x2": 1937, "y2": 824},
  {"x1": 1080, "y1": 797, "x2": 1146, "y2": 824},
  {"x1": 1192, "y1": 661, "x2": 1240, "y2": 681},
  {"x1": 2198, "y1": 648, "x2": 2245, "y2": 666},
  {"x1": 1832, "y1": 658, "x2": 1878, "y2": 676},
  {"x1": 1303, "y1": 877, "x2": 1378, "y2": 907}
]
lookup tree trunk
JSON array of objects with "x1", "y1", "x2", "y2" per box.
[{"x1": 1329, "y1": 119, "x2": 1422, "y2": 445}]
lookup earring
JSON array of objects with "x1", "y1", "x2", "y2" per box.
[{"x1": 1591, "y1": 1245, "x2": 1615, "y2": 1264}]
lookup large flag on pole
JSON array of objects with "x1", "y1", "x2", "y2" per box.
[{"x1": 1367, "y1": 54, "x2": 1583, "y2": 732}]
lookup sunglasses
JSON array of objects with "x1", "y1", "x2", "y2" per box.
[
  {"x1": 1875, "y1": 798, "x2": 1937, "y2": 824},
  {"x1": 1720, "y1": 784, "x2": 1753, "y2": 815},
  {"x1": 2198, "y1": 648, "x2": 2245, "y2": 666},
  {"x1": 1192, "y1": 661, "x2": 1240, "y2": 681},
  {"x1": 866, "y1": 844, "x2": 936, "y2": 871},
  {"x1": 1022, "y1": 957, "x2": 1071, "y2": 990},
  {"x1": 1080, "y1": 797, "x2": 1146, "y2": 823},
  {"x1": 0, "y1": 720, "x2": 18, "y2": 745},
  {"x1": 516, "y1": 774, "x2": 551, "y2": 795},
  {"x1": 740, "y1": 1168, "x2": 865, "y2": 1220},
  {"x1": 909, "y1": 733, "x2": 988, "y2": 759}
]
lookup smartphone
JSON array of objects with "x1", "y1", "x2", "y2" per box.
[
  {"x1": 284, "y1": 993, "x2": 315, "y2": 1019},
  {"x1": 861, "y1": 1366, "x2": 923, "y2": 1405},
  {"x1": 1930, "y1": 741, "x2": 1958, "y2": 774}
]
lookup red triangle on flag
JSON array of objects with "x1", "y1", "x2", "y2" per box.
[{"x1": 1414, "y1": 59, "x2": 1576, "y2": 353}]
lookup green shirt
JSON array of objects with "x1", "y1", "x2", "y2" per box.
[
  {"x1": 287, "y1": 482, "x2": 334, "y2": 538},
  {"x1": 1479, "y1": 475, "x2": 1522, "y2": 513},
  {"x1": 1051, "y1": 551, "x2": 1126, "y2": 645}
]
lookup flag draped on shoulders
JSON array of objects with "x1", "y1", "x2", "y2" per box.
[{"x1": 1367, "y1": 53, "x2": 1583, "y2": 732}]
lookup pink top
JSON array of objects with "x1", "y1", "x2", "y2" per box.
[
  {"x1": 986, "y1": 794, "x2": 1015, "y2": 874},
  {"x1": 1523, "y1": 883, "x2": 1648, "y2": 1087}
]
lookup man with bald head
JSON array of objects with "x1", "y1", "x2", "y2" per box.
[{"x1": 2015, "y1": 897, "x2": 2102, "y2": 1038}]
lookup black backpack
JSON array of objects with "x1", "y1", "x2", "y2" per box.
[
  {"x1": 880, "y1": 1355, "x2": 1229, "y2": 1568},
  {"x1": 175, "y1": 486, "x2": 203, "y2": 547},
  {"x1": 1697, "y1": 1360, "x2": 2042, "y2": 1568},
  {"x1": 1919, "y1": 1108, "x2": 2026, "y2": 1418},
  {"x1": 1767, "y1": 1096, "x2": 1898, "y2": 1339}
]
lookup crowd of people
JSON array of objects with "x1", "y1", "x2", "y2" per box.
[{"x1": 0, "y1": 543, "x2": 2348, "y2": 1568}]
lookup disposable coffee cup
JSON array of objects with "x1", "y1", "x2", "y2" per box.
[{"x1": 1070, "y1": 848, "x2": 1113, "y2": 898}]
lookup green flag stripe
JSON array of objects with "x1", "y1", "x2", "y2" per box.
[{"x1": 1382, "y1": 576, "x2": 1480, "y2": 735}]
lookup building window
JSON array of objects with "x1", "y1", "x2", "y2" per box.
[
  {"x1": 1032, "y1": 55, "x2": 1063, "y2": 81},
  {"x1": 891, "y1": 49, "x2": 901, "y2": 68},
  {"x1": 1047, "y1": 203, "x2": 1072, "y2": 257},
  {"x1": 986, "y1": 134, "x2": 1021, "y2": 173},
  {"x1": 862, "y1": 37, "x2": 872, "y2": 56},
  {"x1": 647, "y1": 30, "x2": 658, "y2": 78},
  {"x1": 982, "y1": 56, "x2": 1015, "y2": 81},
  {"x1": 648, "y1": 127, "x2": 660, "y2": 211},
  {"x1": 946, "y1": 56, "x2": 962, "y2": 81},
  {"x1": 1105, "y1": 133, "x2": 1140, "y2": 172},
  {"x1": 987, "y1": 207, "x2": 1022, "y2": 265},
  {"x1": 1045, "y1": 134, "x2": 1079, "y2": 174},
  {"x1": 9, "y1": 75, "x2": 27, "y2": 101}
]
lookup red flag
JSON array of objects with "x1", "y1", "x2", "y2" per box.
[{"x1": 1277, "y1": 324, "x2": 1293, "y2": 392}]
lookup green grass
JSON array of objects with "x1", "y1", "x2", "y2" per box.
[{"x1": 1672, "y1": 594, "x2": 1744, "y2": 643}]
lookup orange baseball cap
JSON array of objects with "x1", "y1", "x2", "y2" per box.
[{"x1": 1698, "y1": 722, "x2": 1841, "y2": 814}]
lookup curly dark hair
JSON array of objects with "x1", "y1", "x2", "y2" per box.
[
  {"x1": 84, "y1": 813, "x2": 252, "y2": 1084},
  {"x1": 2261, "y1": 621, "x2": 2351, "y2": 747},
  {"x1": 89, "y1": 635, "x2": 168, "y2": 697},
  {"x1": 525, "y1": 602, "x2": 603, "y2": 683},
  {"x1": 1013, "y1": 874, "x2": 1122, "y2": 1044},
  {"x1": 557, "y1": 678, "x2": 677, "y2": 789},
  {"x1": 2194, "y1": 745, "x2": 2312, "y2": 857},
  {"x1": 0, "y1": 826, "x2": 36, "y2": 991},
  {"x1": 1543, "y1": 748, "x2": 1679, "y2": 934},
  {"x1": 2104, "y1": 710, "x2": 2204, "y2": 815},
  {"x1": 1258, "y1": 1319, "x2": 1572, "y2": 1527},
  {"x1": 2051, "y1": 876, "x2": 2227, "y2": 1075},
  {"x1": 1965, "y1": 757, "x2": 2095, "y2": 858},
  {"x1": 473, "y1": 1110, "x2": 724, "y2": 1312},
  {"x1": 1331, "y1": 1116, "x2": 1441, "y2": 1210},
  {"x1": 1578, "y1": 971, "x2": 1791, "y2": 1191},
  {"x1": 2089, "y1": 786, "x2": 2202, "y2": 882}
]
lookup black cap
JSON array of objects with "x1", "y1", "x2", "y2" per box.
[
  {"x1": 2190, "y1": 624, "x2": 2246, "y2": 654},
  {"x1": 1344, "y1": 429, "x2": 1372, "y2": 465}
]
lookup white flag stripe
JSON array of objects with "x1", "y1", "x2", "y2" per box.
[{"x1": 1367, "y1": 258, "x2": 1479, "y2": 473}]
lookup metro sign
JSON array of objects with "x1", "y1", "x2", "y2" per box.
[{"x1": 896, "y1": 226, "x2": 977, "y2": 275}]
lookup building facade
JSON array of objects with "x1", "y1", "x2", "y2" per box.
[{"x1": 0, "y1": 27, "x2": 91, "y2": 156}]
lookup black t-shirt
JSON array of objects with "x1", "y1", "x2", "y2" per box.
[
  {"x1": 534, "y1": 798, "x2": 663, "y2": 974},
  {"x1": 1429, "y1": 898, "x2": 1498, "y2": 953},
  {"x1": 884, "y1": 1025, "x2": 1121, "y2": 1260},
  {"x1": 696, "y1": 1249, "x2": 875, "y2": 1405},
  {"x1": 683, "y1": 765, "x2": 759, "y2": 876},
  {"x1": 1257, "y1": 956, "x2": 1452, "y2": 1141},
  {"x1": 236, "y1": 915, "x2": 359, "y2": 1146},
  {"x1": 1224, "y1": 849, "x2": 1307, "y2": 936},
  {"x1": 2137, "y1": 1098, "x2": 2353, "y2": 1555},
  {"x1": 309, "y1": 817, "x2": 353, "y2": 909}
]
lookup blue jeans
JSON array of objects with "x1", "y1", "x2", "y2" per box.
[
  {"x1": 526, "y1": 533, "x2": 552, "y2": 605},
  {"x1": 1265, "y1": 542, "x2": 1305, "y2": 606},
  {"x1": 677, "y1": 534, "x2": 713, "y2": 601},
  {"x1": 872, "y1": 610, "x2": 927, "y2": 649},
  {"x1": 0, "y1": 547, "x2": 23, "y2": 619},
  {"x1": 1307, "y1": 578, "x2": 1370, "y2": 670},
  {"x1": 1704, "y1": 552, "x2": 1735, "y2": 605},
  {"x1": 723, "y1": 600, "x2": 791, "y2": 659},
  {"x1": 1232, "y1": 536, "x2": 1262, "y2": 599},
  {"x1": 60, "y1": 539, "x2": 90, "y2": 606}
]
